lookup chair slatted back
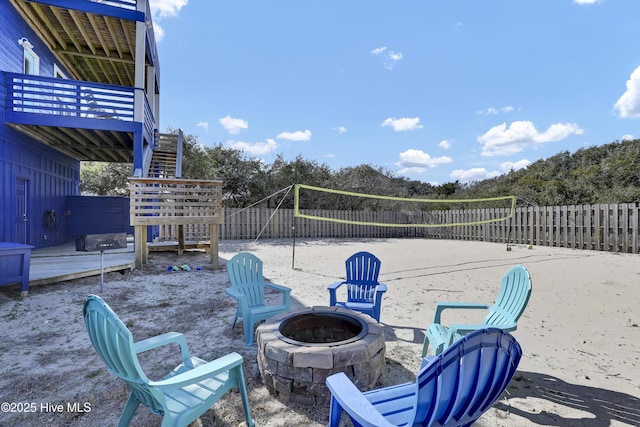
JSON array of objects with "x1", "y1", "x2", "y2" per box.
[
  {"x1": 344, "y1": 251, "x2": 381, "y2": 303},
  {"x1": 485, "y1": 265, "x2": 532, "y2": 328},
  {"x1": 227, "y1": 252, "x2": 266, "y2": 307},
  {"x1": 414, "y1": 328, "x2": 522, "y2": 426},
  {"x1": 83, "y1": 295, "x2": 165, "y2": 415}
]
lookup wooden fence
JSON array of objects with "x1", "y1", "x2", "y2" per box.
[{"x1": 157, "y1": 203, "x2": 640, "y2": 254}]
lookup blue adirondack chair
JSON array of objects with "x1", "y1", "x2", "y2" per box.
[
  {"x1": 328, "y1": 251, "x2": 387, "y2": 322},
  {"x1": 326, "y1": 328, "x2": 522, "y2": 427},
  {"x1": 82, "y1": 295, "x2": 254, "y2": 427},
  {"x1": 226, "y1": 252, "x2": 292, "y2": 345},
  {"x1": 422, "y1": 264, "x2": 532, "y2": 357}
]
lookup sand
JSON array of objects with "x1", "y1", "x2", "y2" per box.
[{"x1": 0, "y1": 237, "x2": 638, "y2": 426}]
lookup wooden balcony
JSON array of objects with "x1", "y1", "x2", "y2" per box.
[
  {"x1": 3, "y1": 72, "x2": 155, "y2": 163},
  {"x1": 6, "y1": 0, "x2": 159, "y2": 168}
]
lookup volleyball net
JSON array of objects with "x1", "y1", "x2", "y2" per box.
[{"x1": 293, "y1": 184, "x2": 516, "y2": 227}]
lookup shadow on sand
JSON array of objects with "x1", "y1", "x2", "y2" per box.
[{"x1": 497, "y1": 370, "x2": 640, "y2": 426}]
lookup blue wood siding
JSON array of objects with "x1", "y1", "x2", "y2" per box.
[
  {"x1": 1, "y1": 1, "x2": 160, "y2": 249},
  {"x1": 0, "y1": 2, "x2": 70, "y2": 78},
  {"x1": 0, "y1": 127, "x2": 80, "y2": 248},
  {"x1": 1, "y1": 2, "x2": 80, "y2": 247}
]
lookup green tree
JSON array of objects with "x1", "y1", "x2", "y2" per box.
[
  {"x1": 80, "y1": 133, "x2": 640, "y2": 209},
  {"x1": 80, "y1": 162, "x2": 132, "y2": 195},
  {"x1": 205, "y1": 144, "x2": 264, "y2": 207},
  {"x1": 261, "y1": 155, "x2": 334, "y2": 209}
]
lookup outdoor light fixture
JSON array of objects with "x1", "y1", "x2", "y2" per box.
[{"x1": 18, "y1": 37, "x2": 33, "y2": 49}]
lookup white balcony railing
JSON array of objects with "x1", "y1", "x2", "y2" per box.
[{"x1": 5, "y1": 72, "x2": 136, "y2": 121}]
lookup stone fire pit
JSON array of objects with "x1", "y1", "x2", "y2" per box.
[{"x1": 256, "y1": 306, "x2": 386, "y2": 406}]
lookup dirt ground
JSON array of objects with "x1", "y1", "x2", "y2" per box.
[{"x1": 0, "y1": 238, "x2": 639, "y2": 426}]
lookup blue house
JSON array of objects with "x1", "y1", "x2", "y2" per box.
[{"x1": 1, "y1": 0, "x2": 168, "y2": 250}]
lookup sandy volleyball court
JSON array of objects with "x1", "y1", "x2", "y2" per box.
[{"x1": 0, "y1": 237, "x2": 638, "y2": 426}]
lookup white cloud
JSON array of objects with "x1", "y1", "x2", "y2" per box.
[
  {"x1": 478, "y1": 120, "x2": 583, "y2": 156},
  {"x1": 153, "y1": 26, "x2": 165, "y2": 42},
  {"x1": 395, "y1": 149, "x2": 453, "y2": 174},
  {"x1": 197, "y1": 121, "x2": 208, "y2": 131},
  {"x1": 388, "y1": 51, "x2": 403, "y2": 61},
  {"x1": 621, "y1": 134, "x2": 635, "y2": 141},
  {"x1": 397, "y1": 166, "x2": 429, "y2": 175},
  {"x1": 500, "y1": 159, "x2": 531, "y2": 172},
  {"x1": 333, "y1": 126, "x2": 347, "y2": 134},
  {"x1": 219, "y1": 115, "x2": 248, "y2": 134},
  {"x1": 384, "y1": 51, "x2": 402, "y2": 70},
  {"x1": 614, "y1": 66, "x2": 640, "y2": 118},
  {"x1": 382, "y1": 117, "x2": 423, "y2": 132},
  {"x1": 450, "y1": 168, "x2": 501, "y2": 182},
  {"x1": 227, "y1": 139, "x2": 277, "y2": 156},
  {"x1": 149, "y1": 0, "x2": 188, "y2": 42},
  {"x1": 477, "y1": 106, "x2": 514, "y2": 115},
  {"x1": 574, "y1": 0, "x2": 598, "y2": 4},
  {"x1": 150, "y1": 0, "x2": 188, "y2": 19},
  {"x1": 371, "y1": 46, "x2": 403, "y2": 70},
  {"x1": 276, "y1": 130, "x2": 312, "y2": 141},
  {"x1": 439, "y1": 139, "x2": 452, "y2": 150}
]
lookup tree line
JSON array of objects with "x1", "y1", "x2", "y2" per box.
[{"x1": 81, "y1": 130, "x2": 640, "y2": 210}]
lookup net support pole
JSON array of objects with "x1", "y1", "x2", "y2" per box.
[{"x1": 291, "y1": 216, "x2": 297, "y2": 269}]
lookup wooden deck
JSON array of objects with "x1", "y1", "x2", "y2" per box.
[
  {"x1": 129, "y1": 178, "x2": 223, "y2": 268},
  {"x1": 26, "y1": 242, "x2": 135, "y2": 288}
]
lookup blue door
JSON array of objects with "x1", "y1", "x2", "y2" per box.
[{"x1": 15, "y1": 178, "x2": 28, "y2": 244}]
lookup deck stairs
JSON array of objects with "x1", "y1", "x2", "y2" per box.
[{"x1": 149, "y1": 132, "x2": 181, "y2": 178}]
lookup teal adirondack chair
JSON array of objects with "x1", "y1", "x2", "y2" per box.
[
  {"x1": 328, "y1": 251, "x2": 387, "y2": 322},
  {"x1": 422, "y1": 264, "x2": 532, "y2": 357},
  {"x1": 83, "y1": 295, "x2": 254, "y2": 427},
  {"x1": 226, "y1": 252, "x2": 292, "y2": 345}
]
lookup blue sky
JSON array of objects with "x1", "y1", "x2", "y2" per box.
[{"x1": 150, "y1": 0, "x2": 640, "y2": 185}]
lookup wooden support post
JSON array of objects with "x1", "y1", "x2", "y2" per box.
[
  {"x1": 178, "y1": 224, "x2": 184, "y2": 255},
  {"x1": 210, "y1": 222, "x2": 219, "y2": 269},
  {"x1": 134, "y1": 225, "x2": 147, "y2": 269}
]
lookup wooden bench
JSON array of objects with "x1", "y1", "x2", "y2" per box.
[{"x1": 0, "y1": 242, "x2": 35, "y2": 296}]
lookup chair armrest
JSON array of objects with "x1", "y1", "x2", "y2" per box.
[
  {"x1": 326, "y1": 372, "x2": 396, "y2": 427},
  {"x1": 419, "y1": 356, "x2": 437, "y2": 370},
  {"x1": 151, "y1": 352, "x2": 244, "y2": 389},
  {"x1": 328, "y1": 281, "x2": 346, "y2": 307},
  {"x1": 134, "y1": 332, "x2": 192, "y2": 367},
  {"x1": 432, "y1": 302, "x2": 490, "y2": 324},
  {"x1": 265, "y1": 283, "x2": 292, "y2": 307},
  {"x1": 225, "y1": 288, "x2": 250, "y2": 311},
  {"x1": 450, "y1": 321, "x2": 516, "y2": 335},
  {"x1": 327, "y1": 281, "x2": 346, "y2": 291},
  {"x1": 375, "y1": 283, "x2": 388, "y2": 302},
  {"x1": 265, "y1": 282, "x2": 291, "y2": 294}
]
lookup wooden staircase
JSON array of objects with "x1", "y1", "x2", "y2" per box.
[{"x1": 149, "y1": 133, "x2": 179, "y2": 178}]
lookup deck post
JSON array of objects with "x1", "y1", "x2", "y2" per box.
[
  {"x1": 134, "y1": 225, "x2": 147, "y2": 269},
  {"x1": 210, "y1": 223, "x2": 219, "y2": 269}
]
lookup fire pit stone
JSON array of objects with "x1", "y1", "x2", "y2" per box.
[{"x1": 256, "y1": 306, "x2": 386, "y2": 406}]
